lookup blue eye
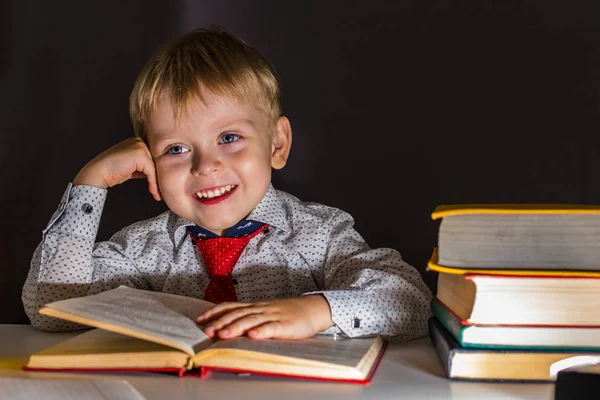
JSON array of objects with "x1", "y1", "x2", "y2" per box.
[
  {"x1": 167, "y1": 145, "x2": 188, "y2": 155},
  {"x1": 220, "y1": 133, "x2": 240, "y2": 144}
]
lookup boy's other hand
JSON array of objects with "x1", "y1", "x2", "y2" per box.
[
  {"x1": 196, "y1": 295, "x2": 334, "y2": 340},
  {"x1": 73, "y1": 138, "x2": 161, "y2": 201}
]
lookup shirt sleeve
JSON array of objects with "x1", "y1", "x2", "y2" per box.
[
  {"x1": 22, "y1": 183, "x2": 150, "y2": 332},
  {"x1": 305, "y1": 209, "x2": 433, "y2": 339}
]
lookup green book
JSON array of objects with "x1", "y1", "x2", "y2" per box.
[{"x1": 432, "y1": 297, "x2": 600, "y2": 350}]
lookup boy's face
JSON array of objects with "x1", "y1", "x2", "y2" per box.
[{"x1": 146, "y1": 90, "x2": 290, "y2": 236}]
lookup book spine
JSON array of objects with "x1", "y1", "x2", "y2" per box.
[
  {"x1": 428, "y1": 317, "x2": 455, "y2": 378},
  {"x1": 431, "y1": 298, "x2": 465, "y2": 345}
]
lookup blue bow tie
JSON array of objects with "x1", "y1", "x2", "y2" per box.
[{"x1": 187, "y1": 219, "x2": 266, "y2": 239}]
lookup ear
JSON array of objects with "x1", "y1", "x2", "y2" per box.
[{"x1": 271, "y1": 116, "x2": 292, "y2": 170}]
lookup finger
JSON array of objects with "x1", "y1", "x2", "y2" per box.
[
  {"x1": 247, "y1": 321, "x2": 285, "y2": 340},
  {"x1": 143, "y1": 163, "x2": 161, "y2": 201},
  {"x1": 204, "y1": 314, "x2": 255, "y2": 338},
  {"x1": 203, "y1": 308, "x2": 266, "y2": 338},
  {"x1": 196, "y1": 302, "x2": 253, "y2": 323},
  {"x1": 148, "y1": 179, "x2": 162, "y2": 201},
  {"x1": 142, "y1": 142, "x2": 162, "y2": 201},
  {"x1": 134, "y1": 140, "x2": 162, "y2": 201},
  {"x1": 216, "y1": 313, "x2": 274, "y2": 339},
  {"x1": 204, "y1": 306, "x2": 265, "y2": 331},
  {"x1": 136, "y1": 156, "x2": 161, "y2": 201}
]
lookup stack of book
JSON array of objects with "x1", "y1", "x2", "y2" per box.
[{"x1": 427, "y1": 204, "x2": 600, "y2": 382}]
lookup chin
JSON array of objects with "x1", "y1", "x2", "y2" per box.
[{"x1": 199, "y1": 216, "x2": 244, "y2": 231}]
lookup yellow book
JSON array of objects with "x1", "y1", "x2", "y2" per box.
[
  {"x1": 435, "y1": 271, "x2": 600, "y2": 326},
  {"x1": 24, "y1": 286, "x2": 385, "y2": 384},
  {"x1": 429, "y1": 204, "x2": 600, "y2": 277}
]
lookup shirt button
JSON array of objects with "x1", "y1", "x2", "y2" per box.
[
  {"x1": 352, "y1": 318, "x2": 361, "y2": 328},
  {"x1": 81, "y1": 203, "x2": 94, "y2": 214}
]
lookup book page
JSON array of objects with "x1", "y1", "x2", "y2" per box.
[
  {"x1": 27, "y1": 329, "x2": 190, "y2": 370},
  {"x1": 207, "y1": 334, "x2": 379, "y2": 368},
  {"x1": 41, "y1": 286, "x2": 214, "y2": 356},
  {"x1": 0, "y1": 377, "x2": 146, "y2": 400},
  {"x1": 438, "y1": 214, "x2": 600, "y2": 270}
]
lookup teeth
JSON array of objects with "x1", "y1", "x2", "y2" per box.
[{"x1": 196, "y1": 185, "x2": 235, "y2": 199}]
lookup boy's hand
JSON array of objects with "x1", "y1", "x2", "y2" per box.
[
  {"x1": 196, "y1": 295, "x2": 334, "y2": 340},
  {"x1": 73, "y1": 138, "x2": 161, "y2": 201}
]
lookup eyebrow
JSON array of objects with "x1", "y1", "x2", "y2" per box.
[{"x1": 214, "y1": 118, "x2": 255, "y2": 131}]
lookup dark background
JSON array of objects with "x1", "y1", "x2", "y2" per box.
[{"x1": 3, "y1": 0, "x2": 599, "y2": 324}]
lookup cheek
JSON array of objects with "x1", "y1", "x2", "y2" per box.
[
  {"x1": 228, "y1": 144, "x2": 272, "y2": 172},
  {"x1": 155, "y1": 164, "x2": 185, "y2": 196},
  {"x1": 234, "y1": 155, "x2": 271, "y2": 181}
]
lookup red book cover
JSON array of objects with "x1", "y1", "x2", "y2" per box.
[{"x1": 22, "y1": 340, "x2": 388, "y2": 385}]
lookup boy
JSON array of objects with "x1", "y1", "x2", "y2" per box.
[{"x1": 22, "y1": 26, "x2": 432, "y2": 340}]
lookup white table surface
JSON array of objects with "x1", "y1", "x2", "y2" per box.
[{"x1": 0, "y1": 324, "x2": 555, "y2": 399}]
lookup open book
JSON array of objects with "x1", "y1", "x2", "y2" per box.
[{"x1": 25, "y1": 286, "x2": 386, "y2": 384}]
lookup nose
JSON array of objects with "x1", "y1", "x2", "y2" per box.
[{"x1": 191, "y1": 150, "x2": 222, "y2": 176}]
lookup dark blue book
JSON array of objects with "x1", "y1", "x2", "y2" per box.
[{"x1": 429, "y1": 317, "x2": 600, "y2": 382}]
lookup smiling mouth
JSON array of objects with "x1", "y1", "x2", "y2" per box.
[{"x1": 195, "y1": 184, "x2": 237, "y2": 200}]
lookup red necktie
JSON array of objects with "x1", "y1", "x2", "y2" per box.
[{"x1": 191, "y1": 224, "x2": 268, "y2": 304}]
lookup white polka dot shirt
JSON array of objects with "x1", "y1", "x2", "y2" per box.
[{"x1": 22, "y1": 183, "x2": 433, "y2": 339}]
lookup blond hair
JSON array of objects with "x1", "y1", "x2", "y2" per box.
[{"x1": 129, "y1": 26, "x2": 281, "y2": 139}]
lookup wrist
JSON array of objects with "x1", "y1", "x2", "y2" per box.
[
  {"x1": 73, "y1": 167, "x2": 108, "y2": 189},
  {"x1": 305, "y1": 295, "x2": 334, "y2": 332}
]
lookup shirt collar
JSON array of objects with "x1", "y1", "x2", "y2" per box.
[
  {"x1": 247, "y1": 184, "x2": 290, "y2": 233},
  {"x1": 172, "y1": 183, "x2": 290, "y2": 244}
]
